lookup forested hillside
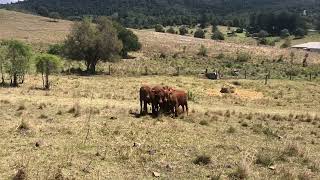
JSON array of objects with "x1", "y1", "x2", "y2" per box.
[{"x1": 2, "y1": 0, "x2": 319, "y2": 28}]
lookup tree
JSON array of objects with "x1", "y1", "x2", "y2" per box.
[
  {"x1": 257, "y1": 30, "x2": 269, "y2": 38},
  {"x1": 199, "y1": 13, "x2": 208, "y2": 29},
  {"x1": 211, "y1": 30, "x2": 225, "y2": 40},
  {"x1": 280, "y1": 29, "x2": 290, "y2": 39},
  {"x1": 293, "y1": 28, "x2": 305, "y2": 39},
  {"x1": 211, "y1": 25, "x2": 218, "y2": 33},
  {"x1": 35, "y1": 54, "x2": 62, "y2": 90},
  {"x1": 4, "y1": 40, "x2": 32, "y2": 87},
  {"x1": 47, "y1": 43, "x2": 64, "y2": 56},
  {"x1": 0, "y1": 45, "x2": 7, "y2": 84},
  {"x1": 64, "y1": 17, "x2": 122, "y2": 74},
  {"x1": 166, "y1": 27, "x2": 175, "y2": 34},
  {"x1": 49, "y1": 12, "x2": 60, "y2": 22},
  {"x1": 113, "y1": 21, "x2": 141, "y2": 58},
  {"x1": 194, "y1": 29, "x2": 205, "y2": 39},
  {"x1": 37, "y1": 6, "x2": 49, "y2": 17},
  {"x1": 155, "y1": 24, "x2": 165, "y2": 32},
  {"x1": 179, "y1": 25, "x2": 188, "y2": 35}
]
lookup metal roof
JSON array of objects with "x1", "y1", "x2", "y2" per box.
[{"x1": 292, "y1": 42, "x2": 320, "y2": 49}]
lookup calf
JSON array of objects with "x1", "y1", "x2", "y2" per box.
[{"x1": 168, "y1": 89, "x2": 188, "y2": 117}]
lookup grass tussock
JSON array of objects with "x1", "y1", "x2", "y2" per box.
[
  {"x1": 229, "y1": 160, "x2": 251, "y2": 179},
  {"x1": 68, "y1": 102, "x2": 81, "y2": 117},
  {"x1": 193, "y1": 155, "x2": 211, "y2": 166}
]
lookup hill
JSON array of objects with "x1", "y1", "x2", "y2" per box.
[
  {"x1": 1, "y1": 9, "x2": 319, "y2": 67},
  {"x1": 2, "y1": 0, "x2": 319, "y2": 28}
]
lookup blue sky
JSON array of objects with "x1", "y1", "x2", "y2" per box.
[{"x1": 0, "y1": 0, "x2": 23, "y2": 4}]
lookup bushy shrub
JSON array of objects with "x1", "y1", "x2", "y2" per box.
[
  {"x1": 293, "y1": 28, "x2": 306, "y2": 39},
  {"x1": 197, "y1": 45, "x2": 207, "y2": 56},
  {"x1": 280, "y1": 38, "x2": 291, "y2": 48},
  {"x1": 194, "y1": 29, "x2": 205, "y2": 38},
  {"x1": 155, "y1": 24, "x2": 165, "y2": 33},
  {"x1": 236, "y1": 51, "x2": 251, "y2": 62},
  {"x1": 211, "y1": 30, "x2": 225, "y2": 40},
  {"x1": 166, "y1": 27, "x2": 175, "y2": 34},
  {"x1": 280, "y1": 29, "x2": 290, "y2": 39}
]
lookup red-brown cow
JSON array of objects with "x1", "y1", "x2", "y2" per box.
[
  {"x1": 168, "y1": 89, "x2": 188, "y2": 117},
  {"x1": 140, "y1": 85, "x2": 153, "y2": 115}
]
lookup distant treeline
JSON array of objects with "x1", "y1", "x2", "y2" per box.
[{"x1": 1, "y1": 0, "x2": 319, "y2": 29}]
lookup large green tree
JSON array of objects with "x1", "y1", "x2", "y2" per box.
[
  {"x1": 64, "y1": 17, "x2": 122, "y2": 74},
  {"x1": 4, "y1": 40, "x2": 32, "y2": 87},
  {"x1": 113, "y1": 21, "x2": 142, "y2": 58},
  {"x1": 35, "y1": 53, "x2": 61, "y2": 90}
]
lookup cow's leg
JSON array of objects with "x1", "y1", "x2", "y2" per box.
[
  {"x1": 144, "y1": 101, "x2": 148, "y2": 114},
  {"x1": 140, "y1": 99, "x2": 144, "y2": 115},
  {"x1": 185, "y1": 102, "x2": 189, "y2": 116},
  {"x1": 174, "y1": 104, "x2": 179, "y2": 117}
]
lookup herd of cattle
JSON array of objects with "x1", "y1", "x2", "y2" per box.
[{"x1": 139, "y1": 85, "x2": 189, "y2": 117}]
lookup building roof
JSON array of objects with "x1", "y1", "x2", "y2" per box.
[{"x1": 292, "y1": 42, "x2": 320, "y2": 49}]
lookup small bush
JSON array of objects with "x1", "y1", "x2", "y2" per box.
[
  {"x1": 166, "y1": 27, "x2": 175, "y2": 34},
  {"x1": 255, "y1": 150, "x2": 274, "y2": 167},
  {"x1": 227, "y1": 126, "x2": 236, "y2": 133},
  {"x1": 229, "y1": 160, "x2": 250, "y2": 179},
  {"x1": 194, "y1": 29, "x2": 205, "y2": 39},
  {"x1": 211, "y1": 30, "x2": 225, "y2": 40},
  {"x1": 281, "y1": 38, "x2": 291, "y2": 48},
  {"x1": 13, "y1": 168, "x2": 27, "y2": 180},
  {"x1": 283, "y1": 142, "x2": 303, "y2": 157},
  {"x1": 199, "y1": 120, "x2": 209, "y2": 126},
  {"x1": 155, "y1": 24, "x2": 165, "y2": 33},
  {"x1": 197, "y1": 45, "x2": 207, "y2": 56},
  {"x1": 236, "y1": 51, "x2": 251, "y2": 62},
  {"x1": 179, "y1": 25, "x2": 188, "y2": 35},
  {"x1": 193, "y1": 155, "x2": 211, "y2": 165}
]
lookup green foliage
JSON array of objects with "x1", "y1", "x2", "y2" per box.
[
  {"x1": 236, "y1": 51, "x2": 251, "y2": 63},
  {"x1": 293, "y1": 28, "x2": 306, "y2": 39},
  {"x1": 49, "y1": 12, "x2": 60, "y2": 21},
  {"x1": 197, "y1": 45, "x2": 207, "y2": 57},
  {"x1": 280, "y1": 29, "x2": 290, "y2": 39},
  {"x1": 257, "y1": 30, "x2": 269, "y2": 38},
  {"x1": 0, "y1": 45, "x2": 7, "y2": 83},
  {"x1": 47, "y1": 43, "x2": 64, "y2": 56},
  {"x1": 211, "y1": 30, "x2": 225, "y2": 40},
  {"x1": 194, "y1": 29, "x2": 205, "y2": 39},
  {"x1": 280, "y1": 38, "x2": 292, "y2": 48},
  {"x1": 35, "y1": 53, "x2": 61, "y2": 89},
  {"x1": 235, "y1": 28, "x2": 244, "y2": 33},
  {"x1": 166, "y1": 27, "x2": 175, "y2": 34},
  {"x1": 35, "y1": 53, "x2": 61, "y2": 74},
  {"x1": 2, "y1": 40, "x2": 32, "y2": 86},
  {"x1": 155, "y1": 24, "x2": 165, "y2": 33},
  {"x1": 179, "y1": 26, "x2": 188, "y2": 35},
  {"x1": 113, "y1": 22, "x2": 141, "y2": 58},
  {"x1": 64, "y1": 17, "x2": 122, "y2": 74}
]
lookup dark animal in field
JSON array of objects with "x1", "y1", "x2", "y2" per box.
[
  {"x1": 167, "y1": 89, "x2": 188, "y2": 117},
  {"x1": 151, "y1": 85, "x2": 166, "y2": 115},
  {"x1": 140, "y1": 85, "x2": 153, "y2": 115}
]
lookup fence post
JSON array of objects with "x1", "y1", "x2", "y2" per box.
[
  {"x1": 108, "y1": 64, "x2": 111, "y2": 75},
  {"x1": 309, "y1": 73, "x2": 312, "y2": 81},
  {"x1": 177, "y1": 67, "x2": 180, "y2": 76},
  {"x1": 244, "y1": 70, "x2": 247, "y2": 79},
  {"x1": 265, "y1": 75, "x2": 268, "y2": 85}
]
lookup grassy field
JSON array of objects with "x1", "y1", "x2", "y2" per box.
[
  {"x1": 0, "y1": 9, "x2": 320, "y2": 179},
  {"x1": 1, "y1": 75, "x2": 320, "y2": 179}
]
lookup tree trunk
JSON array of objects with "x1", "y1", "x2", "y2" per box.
[
  {"x1": 12, "y1": 73, "x2": 18, "y2": 87},
  {"x1": 45, "y1": 73, "x2": 49, "y2": 90},
  {"x1": 41, "y1": 72, "x2": 45, "y2": 89},
  {"x1": 89, "y1": 60, "x2": 97, "y2": 74}
]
